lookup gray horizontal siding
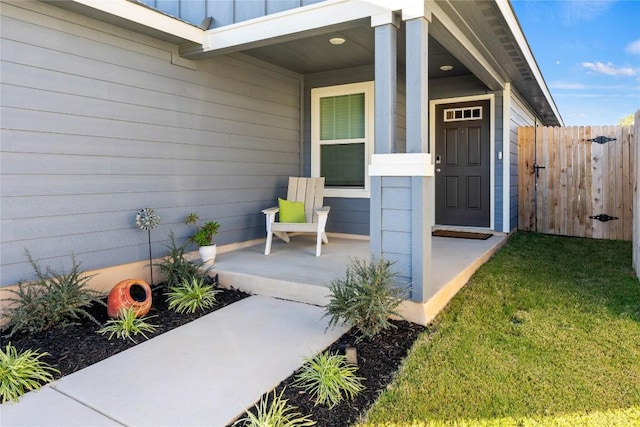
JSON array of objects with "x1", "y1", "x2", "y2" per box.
[
  {"x1": 0, "y1": 1, "x2": 302, "y2": 286},
  {"x1": 509, "y1": 89, "x2": 537, "y2": 231}
]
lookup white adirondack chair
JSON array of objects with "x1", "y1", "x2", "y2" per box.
[{"x1": 262, "y1": 177, "x2": 331, "y2": 256}]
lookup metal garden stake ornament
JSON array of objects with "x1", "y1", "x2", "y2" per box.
[{"x1": 136, "y1": 208, "x2": 160, "y2": 286}]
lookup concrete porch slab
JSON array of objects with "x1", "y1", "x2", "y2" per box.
[{"x1": 211, "y1": 233, "x2": 508, "y2": 324}]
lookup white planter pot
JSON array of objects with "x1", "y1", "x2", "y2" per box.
[{"x1": 198, "y1": 244, "x2": 217, "y2": 265}]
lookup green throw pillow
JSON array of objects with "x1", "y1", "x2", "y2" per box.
[{"x1": 278, "y1": 198, "x2": 306, "y2": 223}]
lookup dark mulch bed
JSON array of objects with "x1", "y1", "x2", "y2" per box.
[
  {"x1": 4, "y1": 284, "x2": 427, "y2": 426},
  {"x1": 233, "y1": 320, "x2": 427, "y2": 427},
  {"x1": 2, "y1": 284, "x2": 250, "y2": 379}
]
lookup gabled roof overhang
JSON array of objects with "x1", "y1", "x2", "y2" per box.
[
  {"x1": 41, "y1": 0, "x2": 204, "y2": 46},
  {"x1": 440, "y1": 0, "x2": 562, "y2": 125},
  {"x1": 44, "y1": 0, "x2": 561, "y2": 126}
]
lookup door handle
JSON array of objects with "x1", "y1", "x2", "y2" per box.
[{"x1": 436, "y1": 168, "x2": 441, "y2": 173}]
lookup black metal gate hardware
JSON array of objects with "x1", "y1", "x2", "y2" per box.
[
  {"x1": 589, "y1": 214, "x2": 619, "y2": 222},
  {"x1": 588, "y1": 136, "x2": 616, "y2": 144},
  {"x1": 534, "y1": 164, "x2": 545, "y2": 178}
]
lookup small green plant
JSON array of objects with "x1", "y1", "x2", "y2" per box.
[
  {"x1": 292, "y1": 352, "x2": 364, "y2": 408},
  {"x1": 166, "y1": 277, "x2": 221, "y2": 314},
  {"x1": 233, "y1": 388, "x2": 316, "y2": 427},
  {"x1": 325, "y1": 257, "x2": 407, "y2": 341},
  {"x1": 0, "y1": 343, "x2": 59, "y2": 403},
  {"x1": 4, "y1": 250, "x2": 105, "y2": 337},
  {"x1": 155, "y1": 231, "x2": 206, "y2": 289},
  {"x1": 185, "y1": 213, "x2": 220, "y2": 247},
  {"x1": 97, "y1": 307, "x2": 157, "y2": 343}
]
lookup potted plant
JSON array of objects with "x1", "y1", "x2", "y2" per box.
[{"x1": 185, "y1": 213, "x2": 220, "y2": 265}]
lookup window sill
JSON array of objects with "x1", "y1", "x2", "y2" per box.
[{"x1": 324, "y1": 188, "x2": 370, "y2": 199}]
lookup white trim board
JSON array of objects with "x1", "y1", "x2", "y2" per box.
[{"x1": 67, "y1": 0, "x2": 204, "y2": 44}]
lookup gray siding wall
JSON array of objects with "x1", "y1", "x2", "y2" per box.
[
  {"x1": 509, "y1": 89, "x2": 538, "y2": 231},
  {"x1": 140, "y1": 0, "x2": 323, "y2": 28},
  {"x1": 0, "y1": 1, "x2": 302, "y2": 287}
]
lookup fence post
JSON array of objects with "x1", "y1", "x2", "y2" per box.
[{"x1": 633, "y1": 109, "x2": 640, "y2": 278}]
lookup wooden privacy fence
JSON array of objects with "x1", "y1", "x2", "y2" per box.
[{"x1": 518, "y1": 125, "x2": 634, "y2": 241}]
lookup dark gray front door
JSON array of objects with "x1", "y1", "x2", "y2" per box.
[{"x1": 435, "y1": 100, "x2": 491, "y2": 227}]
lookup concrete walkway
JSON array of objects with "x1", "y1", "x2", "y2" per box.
[{"x1": 0, "y1": 296, "x2": 348, "y2": 427}]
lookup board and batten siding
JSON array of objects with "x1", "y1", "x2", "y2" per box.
[
  {"x1": 0, "y1": 1, "x2": 302, "y2": 287},
  {"x1": 508, "y1": 88, "x2": 538, "y2": 231},
  {"x1": 139, "y1": 0, "x2": 323, "y2": 28}
]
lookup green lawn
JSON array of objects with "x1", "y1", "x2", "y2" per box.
[{"x1": 362, "y1": 232, "x2": 640, "y2": 426}]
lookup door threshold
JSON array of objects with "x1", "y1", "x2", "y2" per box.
[{"x1": 432, "y1": 225, "x2": 505, "y2": 236}]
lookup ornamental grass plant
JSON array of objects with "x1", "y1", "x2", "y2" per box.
[
  {"x1": 292, "y1": 352, "x2": 364, "y2": 408},
  {"x1": 0, "y1": 343, "x2": 59, "y2": 403},
  {"x1": 166, "y1": 277, "x2": 221, "y2": 314},
  {"x1": 233, "y1": 388, "x2": 316, "y2": 427},
  {"x1": 97, "y1": 307, "x2": 157, "y2": 343}
]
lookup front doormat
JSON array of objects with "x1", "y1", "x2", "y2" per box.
[{"x1": 432, "y1": 230, "x2": 492, "y2": 240}]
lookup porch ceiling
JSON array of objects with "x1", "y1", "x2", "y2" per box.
[{"x1": 241, "y1": 25, "x2": 470, "y2": 79}]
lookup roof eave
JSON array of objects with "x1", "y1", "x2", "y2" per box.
[
  {"x1": 42, "y1": 0, "x2": 204, "y2": 46},
  {"x1": 495, "y1": 0, "x2": 564, "y2": 126}
]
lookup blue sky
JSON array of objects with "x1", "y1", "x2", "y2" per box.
[{"x1": 511, "y1": 0, "x2": 640, "y2": 126}]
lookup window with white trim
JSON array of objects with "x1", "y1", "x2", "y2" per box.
[{"x1": 311, "y1": 82, "x2": 374, "y2": 198}]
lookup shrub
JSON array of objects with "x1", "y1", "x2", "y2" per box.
[
  {"x1": 166, "y1": 277, "x2": 221, "y2": 314},
  {"x1": 325, "y1": 257, "x2": 407, "y2": 341},
  {"x1": 0, "y1": 343, "x2": 59, "y2": 403},
  {"x1": 4, "y1": 250, "x2": 104, "y2": 337},
  {"x1": 292, "y1": 352, "x2": 364, "y2": 408},
  {"x1": 97, "y1": 307, "x2": 157, "y2": 343},
  {"x1": 233, "y1": 388, "x2": 315, "y2": 427},
  {"x1": 155, "y1": 231, "x2": 206, "y2": 289}
]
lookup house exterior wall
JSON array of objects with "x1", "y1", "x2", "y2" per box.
[
  {"x1": 139, "y1": 0, "x2": 323, "y2": 28},
  {"x1": 0, "y1": 1, "x2": 303, "y2": 287},
  {"x1": 304, "y1": 71, "x2": 500, "y2": 235},
  {"x1": 508, "y1": 88, "x2": 539, "y2": 231},
  {"x1": 303, "y1": 65, "x2": 407, "y2": 236}
]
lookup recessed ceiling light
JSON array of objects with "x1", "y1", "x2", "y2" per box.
[
  {"x1": 440, "y1": 65, "x2": 454, "y2": 71},
  {"x1": 329, "y1": 37, "x2": 346, "y2": 45}
]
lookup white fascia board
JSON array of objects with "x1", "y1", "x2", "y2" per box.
[
  {"x1": 71, "y1": 0, "x2": 204, "y2": 44},
  {"x1": 495, "y1": 0, "x2": 564, "y2": 126},
  {"x1": 369, "y1": 153, "x2": 435, "y2": 177},
  {"x1": 203, "y1": 0, "x2": 423, "y2": 52},
  {"x1": 428, "y1": 1, "x2": 505, "y2": 90}
]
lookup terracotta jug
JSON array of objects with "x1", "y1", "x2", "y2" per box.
[{"x1": 107, "y1": 279, "x2": 152, "y2": 318}]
